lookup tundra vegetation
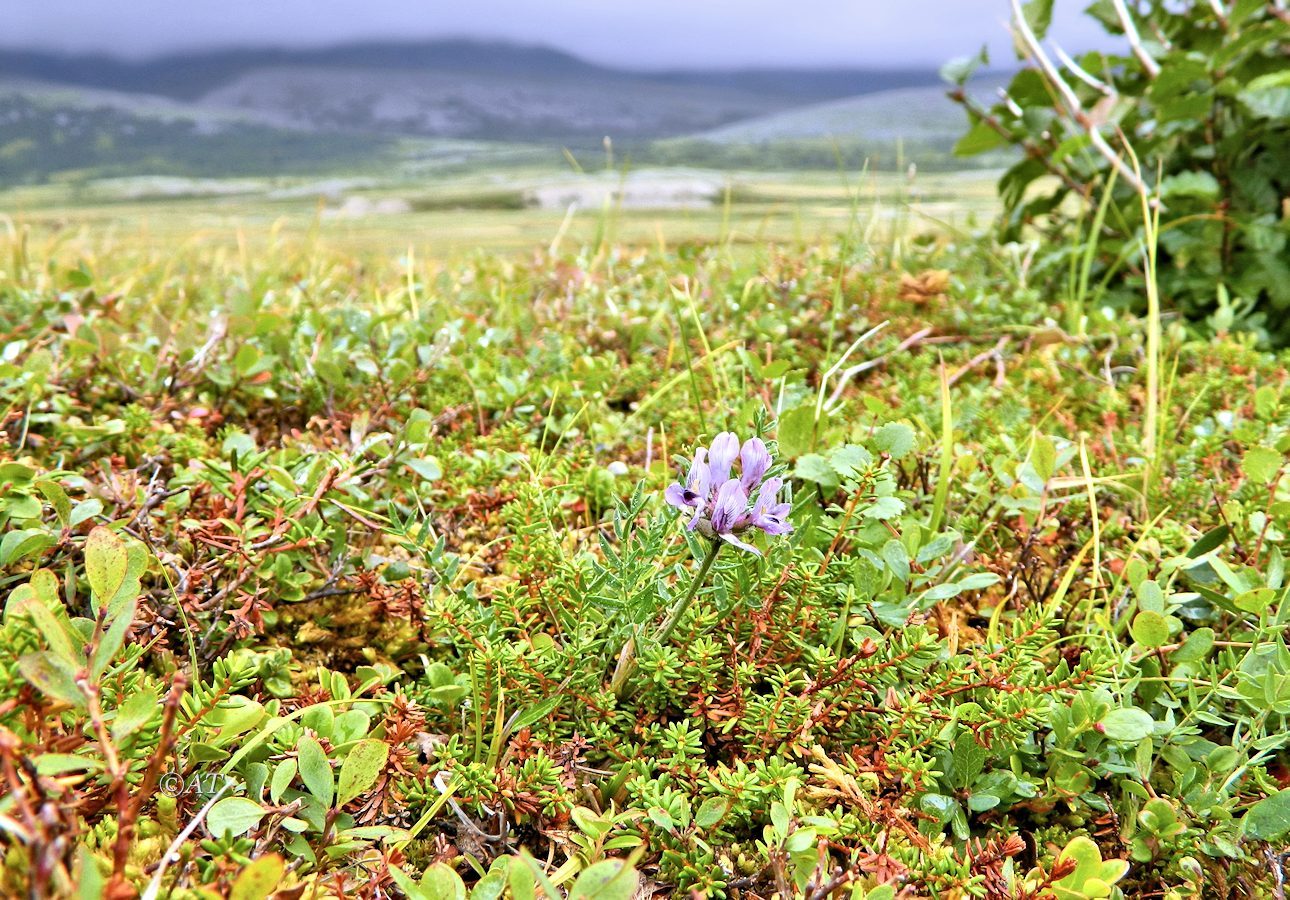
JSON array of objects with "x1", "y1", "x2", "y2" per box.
[{"x1": 0, "y1": 1, "x2": 1288, "y2": 898}]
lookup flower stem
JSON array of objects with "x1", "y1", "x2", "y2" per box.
[
  {"x1": 657, "y1": 540, "x2": 722, "y2": 645},
  {"x1": 609, "y1": 540, "x2": 721, "y2": 698}
]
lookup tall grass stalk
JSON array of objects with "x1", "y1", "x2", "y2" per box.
[
  {"x1": 1066, "y1": 166, "x2": 1119, "y2": 336},
  {"x1": 929, "y1": 357, "x2": 954, "y2": 535}
]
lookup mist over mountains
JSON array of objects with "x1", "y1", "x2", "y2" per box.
[
  {"x1": 0, "y1": 39, "x2": 991, "y2": 183},
  {"x1": 0, "y1": 40, "x2": 944, "y2": 107}
]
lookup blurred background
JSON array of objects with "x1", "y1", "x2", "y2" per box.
[{"x1": 1, "y1": 1, "x2": 1107, "y2": 251}]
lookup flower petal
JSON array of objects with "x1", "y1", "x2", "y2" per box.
[
  {"x1": 739, "y1": 437, "x2": 771, "y2": 490},
  {"x1": 709, "y1": 478, "x2": 748, "y2": 534},
  {"x1": 685, "y1": 448, "x2": 711, "y2": 498},
  {"x1": 664, "y1": 483, "x2": 692, "y2": 510},
  {"x1": 719, "y1": 531, "x2": 762, "y2": 555},
  {"x1": 750, "y1": 478, "x2": 794, "y2": 535},
  {"x1": 707, "y1": 432, "x2": 740, "y2": 486}
]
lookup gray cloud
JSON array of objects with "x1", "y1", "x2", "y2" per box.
[{"x1": 8, "y1": 0, "x2": 1115, "y2": 67}]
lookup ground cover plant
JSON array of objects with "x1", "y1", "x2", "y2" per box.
[
  {"x1": 1, "y1": 193, "x2": 1288, "y2": 899},
  {"x1": 0, "y1": 4, "x2": 1288, "y2": 890}
]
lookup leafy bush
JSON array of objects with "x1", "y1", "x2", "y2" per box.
[{"x1": 949, "y1": 0, "x2": 1290, "y2": 342}]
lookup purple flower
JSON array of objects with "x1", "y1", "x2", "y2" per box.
[
  {"x1": 707, "y1": 432, "x2": 740, "y2": 486},
  {"x1": 739, "y1": 438, "x2": 771, "y2": 491},
  {"x1": 746, "y1": 476, "x2": 793, "y2": 536},
  {"x1": 664, "y1": 432, "x2": 793, "y2": 554}
]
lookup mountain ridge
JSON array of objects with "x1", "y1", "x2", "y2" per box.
[{"x1": 0, "y1": 39, "x2": 945, "y2": 104}]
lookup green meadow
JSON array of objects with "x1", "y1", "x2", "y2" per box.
[{"x1": 0, "y1": 4, "x2": 1287, "y2": 898}]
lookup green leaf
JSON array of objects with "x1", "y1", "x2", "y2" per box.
[
  {"x1": 509, "y1": 856, "x2": 538, "y2": 900},
  {"x1": 0, "y1": 529, "x2": 55, "y2": 567},
  {"x1": 112, "y1": 684, "x2": 158, "y2": 741},
  {"x1": 1130, "y1": 611, "x2": 1171, "y2": 649},
  {"x1": 1101, "y1": 707, "x2": 1155, "y2": 742},
  {"x1": 954, "y1": 119, "x2": 1005, "y2": 157},
  {"x1": 388, "y1": 866, "x2": 430, "y2": 900},
  {"x1": 873, "y1": 422, "x2": 917, "y2": 459},
  {"x1": 881, "y1": 539, "x2": 911, "y2": 584},
  {"x1": 337, "y1": 738, "x2": 390, "y2": 806},
  {"x1": 568, "y1": 859, "x2": 639, "y2": 900},
  {"x1": 77, "y1": 846, "x2": 106, "y2": 900},
  {"x1": 332, "y1": 709, "x2": 371, "y2": 744},
  {"x1": 297, "y1": 735, "x2": 334, "y2": 808},
  {"x1": 949, "y1": 737, "x2": 987, "y2": 789},
  {"x1": 471, "y1": 868, "x2": 507, "y2": 900},
  {"x1": 10, "y1": 584, "x2": 81, "y2": 667},
  {"x1": 776, "y1": 404, "x2": 816, "y2": 458},
  {"x1": 695, "y1": 796, "x2": 730, "y2": 828},
  {"x1": 35, "y1": 480, "x2": 71, "y2": 528},
  {"x1": 794, "y1": 454, "x2": 838, "y2": 490},
  {"x1": 35, "y1": 753, "x2": 106, "y2": 775},
  {"x1": 91, "y1": 597, "x2": 137, "y2": 680},
  {"x1": 85, "y1": 526, "x2": 128, "y2": 609},
  {"x1": 421, "y1": 862, "x2": 467, "y2": 900},
  {"x1": 300, "y1": 703, "x2": 335, "y2": 738},
  {"x1": 860, "y1": 496, "x2": 904, "y2": 521},
  {"x1": 1172, "y1": 627, "x2": 1214, "y2": 664},
  {"x1": 207, "y1": 797, "x2": 267, "y2": 838},
  {"x1": 511, "y1": 697, "x2": 561, "y2": 732},
  {"x1": 1186, "y1": 525, "x2": 1230, "y2": 558},
  {"x1": 69, "y1": 499, "x2": 103, "y2": 528},
  {"x1": 919, "y1": 792, "x2": 959, "y2": 821},
  {"x1": 1160, "y1": 171, "x2": 1220, "y2": 201},
  {"x1": 968, "y1": 792, "x2": 1001, "y2": 812},
  {"x1": 406, "y1": 457, "x2": 442, "y2": 481},
  {"x1": 1238, "y1": 70, "x2": 1290, "y2": 119},
  {"x1": 1234, "y1": 587, "x2": 1276, "y2": 614},
  {"x1": 230, "y1": 854, "x2": 286, "y2": 900},
  {"x1": 1242, "y1": 446, "x2": 1283, "y2": 485},
  {"x1": 1022, "y1": 0, "x2": 1054, "y2": 39},
  {"x1": 829, "y1": 444, "x2": 872, "y2": 477},
  {"x1": 1053, "y1": 835, "x2": 1129, "y2": 898},
  {"x1": 18, "y1": 652, "x2": 85, "y2": 708},
  {"x1": 1243, "y1": 789, "x2": 1290, "y2": 840},
  {"x1": 208, "y1": 697, "x2": 267, "y2": 747},
  {"x1": 271, "y1": 758, "x2": 298, "y2": 804},
  {"x1": 941, "y1": 46, "x2": 988, "y2": 86},
  {"x1": 1029, "y1": 434, "x2": 1058, "y2": 482}
]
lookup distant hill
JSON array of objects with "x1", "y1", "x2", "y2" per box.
[
  {"x1": 0, "y1": 40, "x2": 945, "y2": 143},
  {"x1": 691, "y1": 77, "x2": 1008, "y2": 145},
  {"x1": 0, "y1": 41, "x2": 943, "y2": 104},
  {"x1": 197, "y1": 66, "x2": 781, "y2": 142},
  {"x1": 0, "y1": 40, "x2": 996, "y2": 184},
  {"x1": 0, "y1": 41, "x2": 615, "y2": 101},
  {"x1": 0, "y1": 79, "x2": 398, "y2": 183}
]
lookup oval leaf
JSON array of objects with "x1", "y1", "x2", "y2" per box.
[
  {"x1": 1244, "y1": 789, "x2": 1290, "y2": 841},
  {"x1": 207, "y1": 796, "x2": 266, "y2": 838},
  {"x1": 568, "y1": 859, "x2": 639, "y2": 900},
  {"x1": 85, "y1": 527, "x2": 127, "y2": 610},
  {"x1": 297, "y1": 735, "x2": 333, "y2": 808},
  {"x1": 337, "y1": 738, "x2": 390, "y2": 806},
  {"x1": 1100, "y1": 708, "x2": 1155, "y2": 743},
  {"x1": 230, "y1": 854, "x2": 286, "y2": 900}
]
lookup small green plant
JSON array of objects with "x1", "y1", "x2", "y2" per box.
[{"x1": 2, "y1": 202, "x2": 1289, "y2": 897}]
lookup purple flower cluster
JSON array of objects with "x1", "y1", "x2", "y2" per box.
[{"x1": 664, "y1": 432, "x2": 792, "y2": 554}]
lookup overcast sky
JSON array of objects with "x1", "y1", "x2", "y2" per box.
[{"x1": 6, "y1": 1, "x2": 1113, "y2": 68}]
